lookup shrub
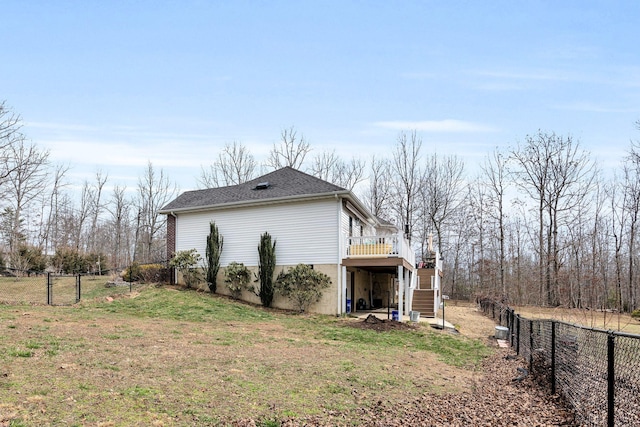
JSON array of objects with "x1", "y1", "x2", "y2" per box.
[
  {"x1": 205, "y1": 222, "x2": 223, "y2": 293},
  {"x1": 11, "y1": 245, "x2": 47, "y2": 273},
  {"x1": 122, "y1": 262, "x2": 141, "y2": 282},
  {"x1": 224, "y1": 262, "x2": 251, "y2": 299},
  {"x1": 139, "y1": 264, "x2": 164, "y2": 283},
  {"x1": 84, "y1": 252, "x2": 109, "y2": 275},
  {"x1": 275, "y1": 264, "x2": 331, "y2": 313},
  {"x1": 632, "y1": 309, "x2": 640, "y2": 321},
  {"x1": 51, "y1": 247, "x2": 89, "y2": 274},
  {"x1": 169, "y1": 249, "x2": 203, "y2": 289},
  {"x1": 256, "y1": 232, "x2": 276, "y2": 307}
]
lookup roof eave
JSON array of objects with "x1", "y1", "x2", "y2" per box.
[{"x1": 159, "y1": 190, "x2": 352, "y2": 215}]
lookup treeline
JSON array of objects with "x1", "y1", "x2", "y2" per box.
[
  {"x1": 0, "y1": 102, "x2": 176, "y2": 274},
  {"x1": 2, "y1": 101, "x2": 640, "y2": 312}
]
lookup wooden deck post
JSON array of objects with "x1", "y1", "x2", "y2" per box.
[{"x1": 397, "y1": 265, "x2": 404, "y2": 320}]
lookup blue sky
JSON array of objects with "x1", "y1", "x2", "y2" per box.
[{"x1": 2, "y1": 1, "x2": 639, "y2": 192}]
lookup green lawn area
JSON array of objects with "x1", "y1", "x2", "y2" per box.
[{"x1": 0, "y1": 285, "x2": 494, "y2": 426}]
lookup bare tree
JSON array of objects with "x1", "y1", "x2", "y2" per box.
[
  {"x1": 481, "y1": 148, "x2": 509, "y2": 297},
  {"x1": 198, "y1": 141, "x2": 257, "y2": 188},
  {"x1": 609, "y1": 178, "x2": 626, "y2": 314},
  {"x1": 36, "y1": 163, "x2": 70, "y2": 253},
  {"x1": 309, "y1": 150, "x2": 365, "y2": 191},
  {"x1": 3, "y1": 137, "x2": 50, "y2": 254},
  {"x1": 137, "y1": 161, "x2": 178, "y2": 263},
  {"x1": 107, "y1": 184, "x2": 131, "y2": 269},
  {"x1": 420, "y1": 153, "x2": 465, "y2": 258},
  {"x1": 390, "y1": 131, "x2": 423, "y2": 242},
  {"x1": 511, "y1": 131, "x2": 595, "y2": 306},
  {"x1": 363, "y1": 155, "x2": 392, "y2": 220},
  {"x1": 466, "y1": 178, "x2": 488, "y2": 293},
  {"x1": 87, "y1": 170, "x2": 108, "y2": 253},
  {"x1": 621, "y1": 141, "x2": 640, "y2": 311},
  {"x1": 74, "y1": 180, "x2": 94, "y2": 251},
  {"x1": 310, "y1": 150, "x2": 339, "y2": 181},
  {"x1": 0, "y1": 101, "x2": 23, "y2": 185},
  {"x1": 264, "y1": 126, "x2": 311, "y2": 170}
]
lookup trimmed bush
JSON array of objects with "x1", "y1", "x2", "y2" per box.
[
  {"x1": 169, "y1": 249, "x2": 203, "y2": 289},
  {"x1": 224, "y1": 262, "x2": 251, "y2": 299},
  {"x1": 275, "y1": 264, "x2": 331, "y2": 313},
  {"x1": 205, "y1": 221, "x2": 223, "y2": 293},
  {"x1": 256, "y1": 232, "x2": 276, "y2": 307},
  {"x1": 139, "y1": 264, "x2": 164, "y2": 283}
]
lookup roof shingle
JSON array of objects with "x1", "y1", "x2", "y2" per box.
[{"x1": 160, "y1": 167, "x2": 348, "y2": 212}]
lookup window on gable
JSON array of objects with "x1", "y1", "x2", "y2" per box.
[{"x1": 349, "y1": 216, "x2": 353, "y2": 236}]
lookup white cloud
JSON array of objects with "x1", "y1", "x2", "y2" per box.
[
  {"x1": 40, "y1": 138, "x2": 202, "y2": 169},
  {"x1": 374, "y1": 119, "x2": 498, "y2": 133}
]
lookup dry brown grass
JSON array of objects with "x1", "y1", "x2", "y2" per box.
[{"x1": 0, "y1": 287, "x2": 497, "y2": 426}]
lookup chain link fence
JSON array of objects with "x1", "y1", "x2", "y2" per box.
[
  {"x1": 0, "y1": 267, "x2": 169, "y2": 306},
  {"x1": 0, "y1": 269, "x2": 48, "y2": 304},
  {"x1": 480, "y1": 299, "x2": 640, "y2": 427}
]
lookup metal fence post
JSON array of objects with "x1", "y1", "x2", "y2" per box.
[
  {"x1": 516, "y1": 315, "x2": 521, "y2": 355},
  {"x1": 76, "y1": 274, "x2": 81, "y2": 303},
  {"x1": 529, "y1": 319, "x2": 534, "y2": 369},
  {"x1": 607, "y1": 332, "x2": 615, "y2": 427},
  {"x1": 510, "y1": 310, "x2": 515, "y2": 347},
  {"x1": 551, "y1": 321, "x2": 556, "y2": 395},
  {"x1": 47, "y1": 272, "x2": 51, "y2": 305}
]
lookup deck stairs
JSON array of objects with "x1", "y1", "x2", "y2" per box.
[{"x1": 412, "y1": 269, "x2": 436, "y2": 317}]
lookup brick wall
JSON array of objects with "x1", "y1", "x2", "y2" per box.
[{"x1": 166, "y1": 214, "x2": 176, "y2": 259}]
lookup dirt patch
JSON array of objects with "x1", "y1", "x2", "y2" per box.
[
  {"x1": 345, "y1": 314, "x2": 419, "y2": 332},
  {"x1": 443, "y1": 300, "x2": 498, "y2": 340}
]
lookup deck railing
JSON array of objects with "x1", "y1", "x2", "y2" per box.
[{"x1": 344, "y1": 233, "x2": 415, "y2": 265}]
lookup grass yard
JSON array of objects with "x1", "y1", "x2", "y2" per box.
[{"x1": 0, "y1": 286, "x2": 496, "y2": 426}]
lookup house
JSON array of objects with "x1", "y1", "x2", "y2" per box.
[{"x1": 159, "y1": 167, "x2": 442, "y2": 317}]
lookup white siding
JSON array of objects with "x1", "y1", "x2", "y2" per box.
[
  {"x1": 175, "y1": 198, "x2": 340, "y2": 266},
  {"x1": 341, "y1": 206, "x2": 376, "y2": 237},
  {"x1": 341, "y1": 209, "x2": 351, "y2": 237}
]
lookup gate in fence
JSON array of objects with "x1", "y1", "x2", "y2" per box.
[
  {"x1": 47, "y1": 273, "x2": 81, "y2": 306},
  {"x1": 480, "y1": 299, "x2": 640, "y2": 427}
]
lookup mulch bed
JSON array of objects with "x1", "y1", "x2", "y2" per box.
[{"x1": 346, "y1": 349, "x2": 578, "y2": 426}]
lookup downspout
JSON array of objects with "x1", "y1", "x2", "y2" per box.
[
  {"x1": 169, "y1": 211, "x2": 177, "y2": 285},
  {"x1": 336, "y1": 194, "x2": 342, "y2": 316}
]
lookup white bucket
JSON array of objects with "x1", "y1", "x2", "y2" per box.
[
  {"x1": 495, "y1": 326, "x2": 509, "y2": 340},
  {"x1": 409, "y1": 311, "x2": 420, "y2": 322}
]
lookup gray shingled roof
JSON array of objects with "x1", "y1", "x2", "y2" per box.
[{"x1": 160, "y1": 167, "x2": 348, "y2": 213}]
